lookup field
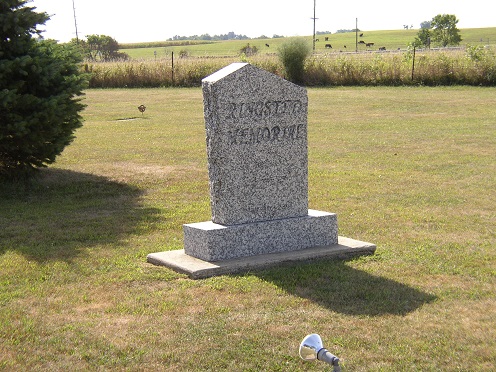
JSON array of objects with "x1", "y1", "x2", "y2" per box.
[
  {"x1": 1, "y1": 87, "x2": 495, "y2": 371},
  {"x1": 85, "y1": 27, "x2": 496, "y2": 88},
  {"x1": 119, "y1": 27, "x2": 496, "y2": 59}
]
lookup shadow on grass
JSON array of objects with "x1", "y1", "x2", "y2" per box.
[
  {"x1": 0, "y1": 168, "x2": 162, "y2": 262},
  {"x1": 256, "y1": 259, "x2": 436, "y2": 316}
]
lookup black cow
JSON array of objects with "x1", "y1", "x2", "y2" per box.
[{"x1": 325, "y1": 44, "x2": 332, "y2": 49}]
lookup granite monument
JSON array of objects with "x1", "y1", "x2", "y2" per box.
[{"x1": 147, "y1": 63, "x2": 375, "y2": 278}]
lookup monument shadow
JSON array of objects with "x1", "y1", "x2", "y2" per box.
[
  {"x1": 253, "y1": 259, "x2": 436, "y2": 316},
  {"x1": 0, "y1": 168, "x2": 162, "y2": 262}
]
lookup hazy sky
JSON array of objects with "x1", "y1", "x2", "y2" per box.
[{"x1": 30, "y1": 0, "x2": 494, "y2": 43}]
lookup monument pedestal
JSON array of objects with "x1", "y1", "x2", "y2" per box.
[{"x1": 183, "y1": 209, "x2": 337, "y2": 261}]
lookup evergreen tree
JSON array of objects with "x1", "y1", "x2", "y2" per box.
[{"x1": 0, "y1": 0, "x2": 88, "y2": 176}]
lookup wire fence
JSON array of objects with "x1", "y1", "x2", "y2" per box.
[{"x1": 84, "y1": 46, "x2": 496, "y2": 88}]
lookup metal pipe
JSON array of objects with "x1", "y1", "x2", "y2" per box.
[{"x1": 317, "y1": 348, "x2": 341, "y2": 372}]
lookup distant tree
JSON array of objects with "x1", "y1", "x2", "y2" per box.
[
  {"x1": 430, "y1": 14, "x2": 462, "y2": 47},
  {"x1": 414, "y1": 28, "x2": 431, "y2": 47},
  {"x1": 239, "y1": 43, "x2": 258, "y2": 56},
  {"x1": 420, "y1": 20, "x2": 431, "y2": 29},
  {"x1": 0, "y1": 0, "x2": 88, "y2": 176},
  {"x1": 277, "y1": 38, "x2": 311, "y2": 84},
  {"x1": 74, "y1": 34, "x2": 128, "y2": 61}
]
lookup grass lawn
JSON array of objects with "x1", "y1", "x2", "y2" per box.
[{"x1": 0, "y1": 86, "x2": 495, "y2": 371}]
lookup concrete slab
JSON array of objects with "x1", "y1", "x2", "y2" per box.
[{"x1": 147, "y1": 236, "x2": 376, "y2": 279}]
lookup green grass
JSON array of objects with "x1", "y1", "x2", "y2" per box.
[
  {"x1": 120, "y1": 38, "x2": 282, "y2": 59},
  {"x1": 1, "y1": 87, "x2": 495, "y2": 371},
  {"x1": 120, "y1": 27, "x2": 496, "y2": 59}
]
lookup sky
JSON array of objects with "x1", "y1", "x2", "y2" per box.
[{"x1": 29, "y1": 0, "x2": 495, "y2": 43}]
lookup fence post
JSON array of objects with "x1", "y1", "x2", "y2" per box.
[
  {"x1": 171, "y1": 51, "x2": 174, "y2": 86},
  {"x1": 411, "y1": 46, "x2": 416, "y2": 81}
]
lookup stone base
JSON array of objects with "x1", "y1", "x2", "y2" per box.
[
  {"x1": 147, "y1": 236, "x2": 376, "y2": 279},
  {"x1": 183, "y1": 209, "x2": 338, "y2": 261}
]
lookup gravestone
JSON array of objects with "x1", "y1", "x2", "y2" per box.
[
  {"x1": 184, "y1": 63, "x2": 337, "y2": 261},
  {"x1": 147, "y1": 63, "x2": 375, "y2": 277},
  {"x1": 202, "y1": 63, "x2": 309, "y2": 225}
]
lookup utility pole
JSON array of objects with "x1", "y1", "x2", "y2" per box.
[
  {"x1": 311, "y1": 0, "x2": 318, "y2": 51},
  {"x1": 355, "y1": 18, "x2": 358, "y2": 52},
  {"x1": 72, "y1": 0, "x2": 79, "y2": 44}
]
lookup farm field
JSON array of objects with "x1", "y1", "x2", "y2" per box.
[
  {"x1": 1, "y1": 87, "x2": 495, "y2": 371},
  {"x1": 120, "y1": 27, "x2": 496, "y2": 59}
]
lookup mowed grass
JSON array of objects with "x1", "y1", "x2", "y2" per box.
[{"x1": 0, "y1": 87, "x2": 495, "y2": 371}]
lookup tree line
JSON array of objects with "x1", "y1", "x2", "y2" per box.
[{"x1": 168, "y1": 31, "x2": 250, "y2": 41}]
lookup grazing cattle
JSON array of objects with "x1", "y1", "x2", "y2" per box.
[
  {"x1": 344, "y1": 45, "x2": 347, "y2": 48},
  {"x1": 325, "y1": 44, "x2": 332, "y2": 49},
  {"x1": 358, "y1": 40, "x2": 365, "y2": 44},
  {"x1": 359, "y1": 33, "x2": 364, "y2": 37},
  {"x1": 315, "y1": 38, "x2": 319, "y2": 42},
  {"x1": 265, "y1": 43, "x2": 270, "y2": 47},
  {"x1": 378, "y1": 46, "x2": 386, "y2": 51},
  {"x1": 138, "y1": 104, "x2": 146, "y2": 116},
  {"x1": 325, "y1": 37, "x2": 329, "y2": 41},
  {"x1": 366, "y1": 42, "x2": 374, "y2": 47}
]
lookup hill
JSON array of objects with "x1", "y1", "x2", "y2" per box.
[{"x1": 119, "y1": 27, "x2": 496, "y2": 59}]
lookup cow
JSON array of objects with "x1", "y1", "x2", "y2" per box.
[
  {"x1": 358, "y1": 40, "x2": 365, "y2": 44},
  {"x1": 325, "y1": 37, "x2": 329, "y2": 41},
  {"x1": 366, "y1": 42, "x2": 374, "y2": 47},
  {"x1": 378, "y1": 46, "x2": 386, "y2": 51},
  {"x1": 265, "y1": 43, "x2": 270, "y2": 47},
  {"x1": 325, "y1": 44, "x2": 332, "y2": 49},
  {"x1": 359, "y1": 33, "x2": 364, "y2": 37}
]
